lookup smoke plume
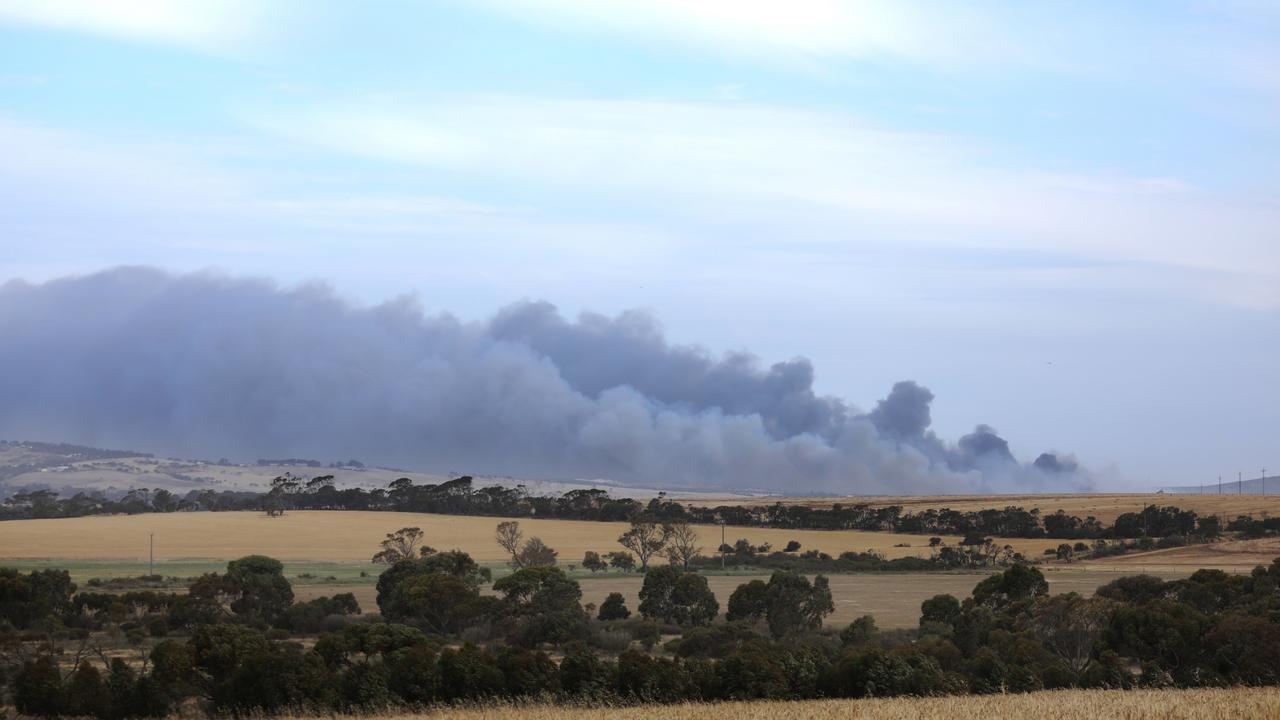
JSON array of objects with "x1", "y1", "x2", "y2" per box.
[{"x1": 0, "y1": 268, "x2": 1092, "y2": 493}]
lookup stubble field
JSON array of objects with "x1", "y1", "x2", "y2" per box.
[
  {"x1": 693, "y1": 492, "x2": 1280, "y2": 526},
  {"x1": 282, "y1": 687, "x2": 1280, "y2": 720},
  {"x1": 0, "y1": 509, "x2": 1063, "y2": 562}
]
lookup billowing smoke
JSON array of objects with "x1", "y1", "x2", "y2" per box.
[{"x1": 0, "y1": 268, "x2": 1091, "y2": 493}]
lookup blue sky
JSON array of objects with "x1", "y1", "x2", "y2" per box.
[{"x1": 0, "y1": 0, "x2": 1276, "y2": 488}]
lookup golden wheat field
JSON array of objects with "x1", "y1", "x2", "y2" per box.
[
  {"x1": 693, "y1": 493, "x2": 1280, "y2": 526},
  {"x1": 0, "y1": 510, "x2": 1066, "y2": 562},
  {"x1": 280, "y1": 688, "x2": 1280, "y2": 720}
]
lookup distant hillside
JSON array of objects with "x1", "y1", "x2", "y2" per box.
[
  {"x1": 1159, "y1": 476, "x2": 1278, "y2": 496},
  {"x1": 0, "y1": 439, "x2": 153, "y2": 480},
  {"x1": 0, "y1": 438, "x2": 738, "y2": 501}
]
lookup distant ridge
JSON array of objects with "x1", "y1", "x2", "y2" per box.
[{"x1": 1159, "y1": 475, "x2": 1278, "y2": 495}]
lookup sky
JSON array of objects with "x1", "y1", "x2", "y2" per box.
[{"x1": 0, "y1": 1, "x2": 1276, "y2": 490}]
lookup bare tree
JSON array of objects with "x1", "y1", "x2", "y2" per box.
[
  {"x1": 372, "y1": 527, "x2": 426, "y2": 563},
  {"x1": 495, "y1": 520, "x2": 525, "y2": 568},
  {"x1": 664, "y1": 522, "x2": 702, "y2": 571},
  {"x1": 618, "y1": 519, "x2": 672, "y2": 572}
]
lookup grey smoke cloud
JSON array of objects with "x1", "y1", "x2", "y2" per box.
[{"x1": 0, "y1": 268, "x2": 1091, "y2": 493}]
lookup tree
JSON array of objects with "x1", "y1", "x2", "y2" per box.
[
  {"x1": 0, "y1": 567, "x2": 76, "y2": 629},
  {"x1": 607, "y1": 551, "x2": 636, "y2": 572},
  {"x1": 638, "y1": 565, "x2": 679, "y2": 621},
  {"x1": 1026, "y1": 593, "x2": 1114, "y2": 674},
  {"x1": 664, "y1": 522, "x2": 702, "y2": 571},
  {"x1": 597, "y1": 592, "x2": 630, "y2": 620},
  {"x1": 495, "y1": 521, "x2": 524, "y2": 568},
  {"x1": 972, "y1": 564, "x2": 1049, "y2": 610},
  {"x1": 14, "y1": 655, "x2": 63, "y2": 716},
  {"x1": 841, "y1": 615, "x2": 878, "y2": 645},
  {"x1": 726, "y1": 579, "x2": 769, "y2": 623},
  {"x1": 375, "y1": 551, "x2": 490, "y2": 621},
  {"x1": 305, "y1": 475, "x2": 336, "y2": 494},
  {"x1": 493, "y1": 566, "x2": 588, "y2": 647},
  {"x1": 581, "y1": 551, "x2": 607, "y2": 573},
  {"x1": 762, "y1": 571, "x2": 833, "y2": 638},
  {"x1": 372, "y1": 527, "x2": 427, "y2": 564},
  {"x1": 618, "y1": 519, "x2": 672, "y2": 572},
  {"x1": 515, "y1": 537, "x2": 558, "y2": 568},
  {"x1": 784, "y1": 540, "x2": 802, "y2": 553},
  {"x1": 65, "y1": 661, "x2": 110, "y2": 718},
  {"x1": 495, "y1": 522, "x2": 558, "y2": 569},
  {"x1": 390, "y1": 573, "x2": 483, "y2": 634},
  {"x1": 919, "y1": 594, "x2": 962, "y2": 629},
  {"x1": 1206, "y1": 613, "x2": 1280, "y2": 684},
  {"x1": 264, "y1": 474, "x2": 301, "y2": 517},
  {"x1": 638, "y1": 566, "x2": 718, "y2": 627},
  {"x1": 668, "y1": 572, "x2": 719, "y2": 626},
  {"x1": 223, "y1": 555, "x2": 294, "y2": 624}
]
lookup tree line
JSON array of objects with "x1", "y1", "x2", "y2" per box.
[
  {"x1": 6, "y1": 545, "x2": 1280, "y2": 717},
  {"x1": 0, "y1": 475, "x2": 1236, "y2": 545}
]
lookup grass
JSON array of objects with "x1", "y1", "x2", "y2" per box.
[{"x1": 278, "y1": 687, "x2": 1280, "y2": 720}]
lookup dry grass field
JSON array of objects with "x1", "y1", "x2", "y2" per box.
[
  {"x1": 1081, "y1": 536, "x2": 1280, "y2": 573},
  {"x1": 691, "y1": 493, "x2": 1280, "y2": 526},
  {"x1": 0, "y1": 510, "x2": 1064, "y2": 562},
  {"x1": 283, "y1": 687, "x2": 1280, "y2": 720}
]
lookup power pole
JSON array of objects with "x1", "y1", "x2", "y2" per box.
[
  {"x1": 1264, "y1": 468, "x2": 1268, "y2": 497},
  {"x1": 1239, "y1": 471, "x2": 1243, "y2": 495},
  {"x1": 1219, "y1": 475, "x2": 1222, "y2": 494},
  {"x1": 720, "y1": 521, "x2": 726, "y2": 570},
  {"x1": 149, "y1": 532, "x2": 154, "y2": 577}
]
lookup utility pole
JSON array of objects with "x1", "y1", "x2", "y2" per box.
[
  {"x1": 149, "y1": 532, "x2": 154, "y2": 577},
  {"x1": 720, "y1": 521, "x2": 726, "y2": 570},
  {"x1": 1239, "y1": 471, "x2": 1243, "y2": 495},
  {"x1": 1219, "y1": 475, "x2": 1222, "y2": 494},
  {"x1": 1264, "y1": 468, "x2": 1268, "y2": 497}
]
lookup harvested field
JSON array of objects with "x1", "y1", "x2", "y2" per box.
[
  {"x1": 0, "y1": 510, "x2": 1062, "y2": 562},
  {"x1": 279, "y1": 687, "x2": 1280, "y2": 720},
  {"x1": 1083, "y1": 536, "x2": 1280, "y2": 572},
  {"x1": 689, "y1": 493, "x2": 1280, "y2": 526}
]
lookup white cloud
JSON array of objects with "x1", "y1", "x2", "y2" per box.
[
  {"x1": 0, "y1": 116, "x2": 681, "y2": 287},
  {"x1": 466, "y1": 0, "x2": 995, "y2": 66},
  {"x1": 247, "y1": 96, "x2": 1280, "y2": 307},
  {"x1": 0, "y1": 0, "x2": 277, "y2": 52}
]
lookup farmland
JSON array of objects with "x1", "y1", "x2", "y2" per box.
[
  {"x1": 0, "y1": 509, "x2": 1070, "y2": 562},
  {"x1": 0, "y1": 509, "x2": 1200, "y2": 629},
  {"x1": 332, "y1": 688, "x2": 1280, "y2": 720},
  {"x1": 292, "y1": 565, "x2": 1183, "y2": 629},
  {"x1": 695, "y1": 492, "x2": 1280, "y2": 526}
]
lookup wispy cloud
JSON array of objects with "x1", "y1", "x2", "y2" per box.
[
  {"x1": 246, "y1": 96, "x2": 1280, "y2": 307},
  {"x1": 0, "y1": 0, "x2": 279, "y2": 53},
  {"x1": 466, "y1": 0, "x2": 998, "y2": 67}
]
